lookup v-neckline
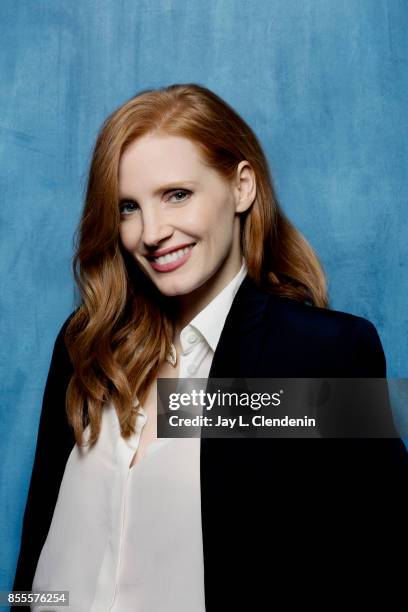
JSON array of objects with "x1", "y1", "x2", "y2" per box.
[{"x1": 128, "y1": 437, "x2": 168, "y2": 470}]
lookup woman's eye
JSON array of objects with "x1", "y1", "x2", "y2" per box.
[
  {"x1": 167, "y1": 189, "x2": 191, "y2": 202},
  {"x1": 119, "y1": 190, "x2": 191, "y2": 215},
  {"x1": 119, "y1": 201, "x2": 139, "y2": 215}
]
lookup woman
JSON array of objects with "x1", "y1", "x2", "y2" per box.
[{"x1": 13, "y1": 83, "x2": 407, "y2": 610}]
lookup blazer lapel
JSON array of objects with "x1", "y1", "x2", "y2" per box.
[{"x1": 207, "y1": 274, "x2": 270, "y2": 379}]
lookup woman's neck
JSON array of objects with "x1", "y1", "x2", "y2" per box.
[{"x1": 173, "y1": 258, "x2": 243, "y2": 338}]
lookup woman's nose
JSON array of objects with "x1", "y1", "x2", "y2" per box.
[{"x1": 141, "y1": 210, "x2": 173, "y2": 247}]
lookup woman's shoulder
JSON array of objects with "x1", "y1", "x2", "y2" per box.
[
  {"x1": 266, "y1": 291, "x2": 381, "y2": 342},
  {"x1": 56, "y1": 307, "x2": 79, "y2": 336},
  {"x1": 261, "y1": 292, "x2": 386, "y2": 377},
  {"x1": 50, "y1": 308, "x2": 80, "y2": 367},
  {"x1": 243, "y1": 275, "x2": 381, "y2": 346}
]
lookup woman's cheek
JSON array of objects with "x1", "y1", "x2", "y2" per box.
[{"x1": 119, "y1": 224, "x2": 138, "y2": 252}]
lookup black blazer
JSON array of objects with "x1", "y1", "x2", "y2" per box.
[{"x1": 13, "y1": 275, "x2": 408, "y2": 609}]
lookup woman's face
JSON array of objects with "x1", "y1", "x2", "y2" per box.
[{"x1": 118, "y1": 133, "x2": 254, "y2": 300}]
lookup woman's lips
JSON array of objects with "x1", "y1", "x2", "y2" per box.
[{"x1": 148, "y1": 244, "x2": 195, "y2": 273}]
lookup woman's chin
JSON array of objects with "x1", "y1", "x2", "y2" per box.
[{"x1": 155, "y1": 282, "x2": 196, "y2": 297}]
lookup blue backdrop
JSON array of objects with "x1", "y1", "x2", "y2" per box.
[{"x1": 1, "y1": 0, "x2": 407, "y2": 598}]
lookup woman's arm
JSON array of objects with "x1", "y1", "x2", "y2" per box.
[
  {"x1": 349, "y1": 316, "x2": 387, "y2": 377},
  {"x1": 342, "y1": 317, "x2": 408, "y2": 577},
  {"x1": 326, "y1": 317, "x2": 400, "y2": 437},
  {"x1": 13, "y1": 313, "x2": 77, "y2": 594}
]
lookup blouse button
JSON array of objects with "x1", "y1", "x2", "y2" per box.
[{"x1": 188, "y1": 333, "x2": 197, "y2": 343}]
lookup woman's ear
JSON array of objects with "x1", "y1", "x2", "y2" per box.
[{"x1": 233, "y1": 160, "x2": 257, "y2": 214}]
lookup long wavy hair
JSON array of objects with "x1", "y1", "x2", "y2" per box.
[{"x1": 65, "y1": 82, "x2": 328, "y2": 447}]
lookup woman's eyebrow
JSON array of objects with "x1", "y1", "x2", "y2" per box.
[
  {"x1": 151, "y1": 180, "x2": 198, "y2": 195},
  {"x1": 119, "y1": 180, "x2": 198, "y2": 201}
]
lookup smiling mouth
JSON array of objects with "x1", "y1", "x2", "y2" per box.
[
  {"x1": 147, "y1": 243, "x2": 196, "y2": 272},
  {"x1": 147, "y1": 243, "x2": 196, "y2": 265}
]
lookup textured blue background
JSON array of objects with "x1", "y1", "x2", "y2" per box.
[{"x1": 1, "y1": 0, "x2": 407, "y2": 596}]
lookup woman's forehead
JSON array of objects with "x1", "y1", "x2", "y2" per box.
[
  {"x1": 118, "y1": 134, "x2": 217, "y2": 196},
  {"x1": 121, "y1": 134, "x2": 203, "y2": 170}
]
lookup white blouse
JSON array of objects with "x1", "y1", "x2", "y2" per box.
[{"x1": 32, "y1": 260, "x2": 247, "y2": 612}]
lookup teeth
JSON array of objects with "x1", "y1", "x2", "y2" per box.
[{"x1": 154, "y1": 245, "x2": 193, "y2": 265}]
